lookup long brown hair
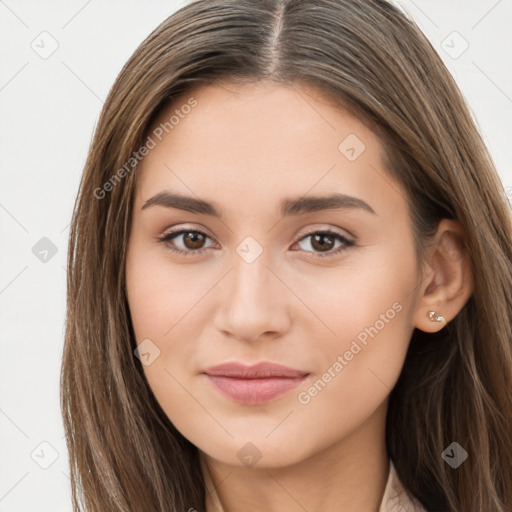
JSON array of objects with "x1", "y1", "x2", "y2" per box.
[{"x1": 61, "y1": 0, "x2": 512, "y2": 510}]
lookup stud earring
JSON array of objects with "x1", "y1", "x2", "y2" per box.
[{"x1": 428, "y1": 311, "x2": 446, "y2": 323}]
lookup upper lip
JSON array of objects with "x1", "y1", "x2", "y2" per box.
[{"x1": 203, "y1": 361, "x2": 309, "y2": 379}]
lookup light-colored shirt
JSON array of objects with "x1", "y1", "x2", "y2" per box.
[
  {"x1": 380, "y1": 460, "x2": 428, "y2": 512},
  {"x1": 203, "y1": 459, "x2": 428, "y2": 511}
]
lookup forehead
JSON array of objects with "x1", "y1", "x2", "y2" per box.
[
  {"x1": 147, "y1": 80, "x2": 365, "y2": 151},
  {"x1": 134, "y1": 80, "x2": 405, "y2": 221}
]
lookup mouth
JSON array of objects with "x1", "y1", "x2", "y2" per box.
[{"x1": 202, "y1": 361, "x2": 310, "y2": 405}]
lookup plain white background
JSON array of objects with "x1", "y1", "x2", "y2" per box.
[{"x1": 0, "y1": 0, "x2": 511, "y2": 509}]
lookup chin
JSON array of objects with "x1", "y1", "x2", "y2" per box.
[{"x1": 197, "y1": 435, "x2": 315, "y2": 470}]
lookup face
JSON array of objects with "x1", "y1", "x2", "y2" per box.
[{"x1": 125, "y1": 80, "x2": 422, "y2": 469}]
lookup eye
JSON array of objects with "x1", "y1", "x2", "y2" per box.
[
  {"x1": 158, "y1": 229, "x2": 216, "y2": 257},
  {"x1": 292, "y1": 229, "x2": 355, "y2": 258},
  {"x1": 158, "y1": 227, "x2": 355, "y2": 259}
]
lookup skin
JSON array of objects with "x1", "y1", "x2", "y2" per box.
[{"x1": 125, "y1": 80, "x2": 473, "y2": 511}]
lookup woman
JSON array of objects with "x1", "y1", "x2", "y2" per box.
[{"x1": 61, "y1": 1, "x2": 512, "y2": 511}]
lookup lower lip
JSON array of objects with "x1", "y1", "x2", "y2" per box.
[{"x1": 204, "y1": 374, "x2": 308, "y2": 405}]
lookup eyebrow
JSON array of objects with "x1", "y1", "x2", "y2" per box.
[{"x1": 141, "y1": 191, "x2": 376, "y2": 217}]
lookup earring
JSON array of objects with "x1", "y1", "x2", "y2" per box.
[{"x1": 428, "y1": 311, "x2": 446, "y2": 323}]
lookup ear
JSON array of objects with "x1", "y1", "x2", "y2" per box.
[{"x1": 413, "y1": 219, "x2": 474, "y2": 333}]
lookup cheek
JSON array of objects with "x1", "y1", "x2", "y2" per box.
[
  {"x1": 291, "y1": 238, "x2": 417, "y2": 351},
  {"x1": 125, "y1": 247, "x2": 205, "y2": 436},
  {"x1": 291, "y1": 240, "x2": 418, "y2": 405},
  {"x1": 125, "y1": 241, "x2": 206, "y2": 342},
  {"x1": 275, "y1": 256, "x2": 417, "y2": 461},
  {"x1": 125, "y1": 243, "x2": 214, "y2": 408}
]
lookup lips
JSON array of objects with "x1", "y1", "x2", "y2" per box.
[{"x1": 203, "y1": 361, "x2": 309, "y2": 405}]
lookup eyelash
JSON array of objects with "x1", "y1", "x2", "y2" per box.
[{"x1": 157, "y1": 228, "x2": 355, "y2": 259}]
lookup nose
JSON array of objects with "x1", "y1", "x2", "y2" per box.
[{"x1": 213, "y1": 249, "x2": 292, "y2": 344}]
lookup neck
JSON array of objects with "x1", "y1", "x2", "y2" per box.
[{"x1": 201, "y1": 401, "x2": 390, "y2": 512}]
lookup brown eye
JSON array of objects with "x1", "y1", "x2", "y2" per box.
[
  {"x1": 159, "y1": 229, "x2": 215, "y2": 256},
  {"x1": 310, "y1": 233, "x2": 336, "y2": 252},
  {"x1": 295, "y1": 230, "x2": 355, "y2": 258},
  {"x1": 181, "y1": 231, "x2": 206, "y2": 249}
]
